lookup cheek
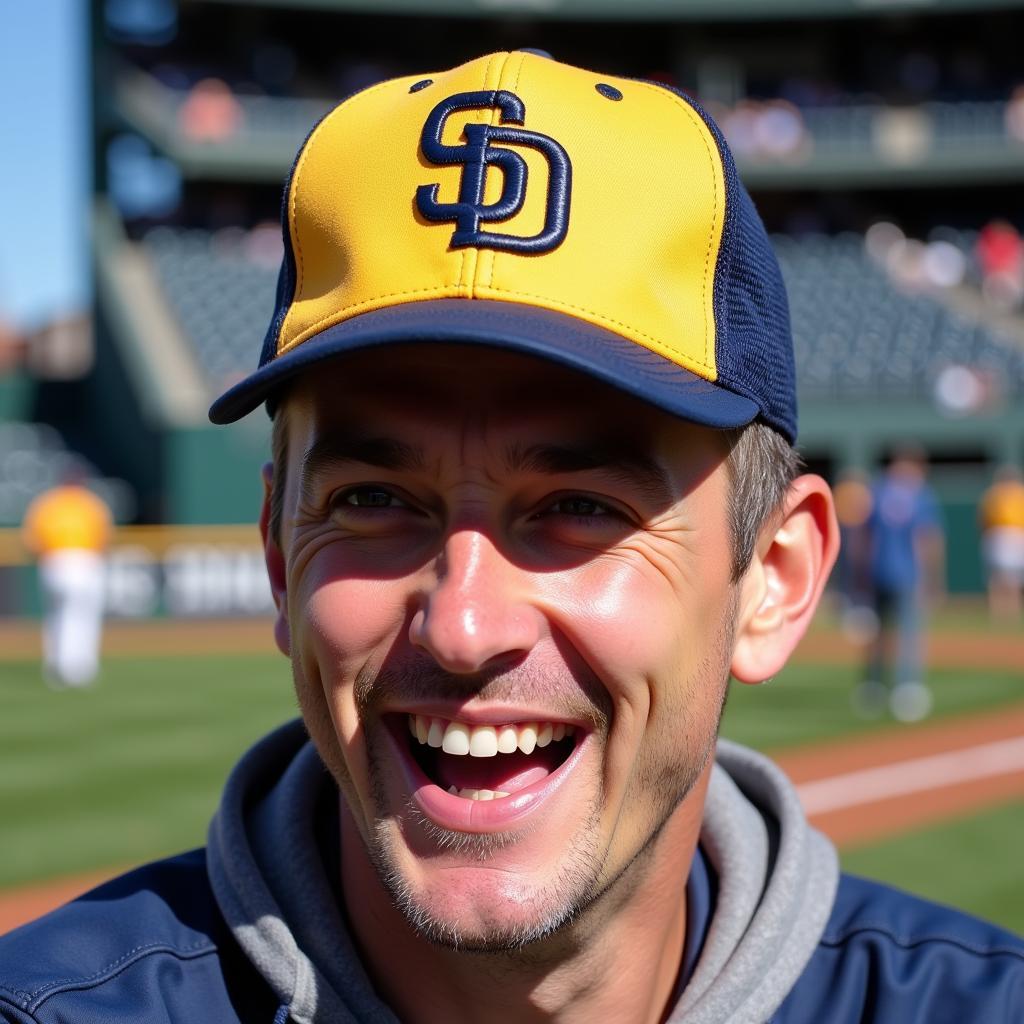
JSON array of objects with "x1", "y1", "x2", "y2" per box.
[
  {"x1": 545, "y1": 539, "x2": 734, "y2": 800},
  {"x1": 297, "y1": 545, "x2": 408, "y2": 649},
  {"x1": 291, "y1": 556, "x2": 410, "y2": 741},
  {"x1": 552, "y1": 545, "x2": 732, "y2": 688}
]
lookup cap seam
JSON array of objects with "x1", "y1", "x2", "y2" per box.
[
  {"x1": 480, "y1": 50, "x2": 528, "y2": 294},
  {"x1": 476, "y1": 286, "x2": 714, "y2": 375},
  {"x1": 460, "y1": 51, "x2": 508, "y2": 293},
  {"x1": 277, "y1": 286, "x2": 715, "y2": 380},
  {"x1": 628, "y1": 78, "x2": 722, "y2": 376},
  {"x1": 276, "y1": 286, "x2": 469, "y2": 355},
  {"x1": 282, "y1": 74, "x2": 438, "y2": 352}
]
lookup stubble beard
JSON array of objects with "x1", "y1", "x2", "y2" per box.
[
  {"x1": 359, "y1": 690, "x2": 729, "y2": 957},
  {"x1": 369, "y1": 788, "x2": 607, "y2": 954},
  {"x1": 300, "y1": 607, "x2": 735, "y2": 959}
]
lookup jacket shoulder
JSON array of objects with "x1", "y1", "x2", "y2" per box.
[
  {"x1": 774, "y1": 872, "x2": 1024, "y2": 1024},
  {"x1": 0, "y1": 849, "x2": 275, "y2": 1024}
]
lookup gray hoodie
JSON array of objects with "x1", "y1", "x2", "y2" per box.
[{"x1": 207, "y1": 720, "x2": 838, "y2": 1024}]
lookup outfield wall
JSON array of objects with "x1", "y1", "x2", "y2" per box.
[{"x1": 0, "y1": 525, "x2": 271, "y2": 619}]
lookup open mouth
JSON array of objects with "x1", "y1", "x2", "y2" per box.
[{"x1": 396, "y1": 714, "x2": 581, "y2": 801}]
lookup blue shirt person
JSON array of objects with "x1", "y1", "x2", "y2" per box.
[{"x1": 858, "y1": 446, "x2": 945, "y2": 721}]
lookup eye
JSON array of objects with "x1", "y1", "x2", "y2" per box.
[
  {"x1": 548, "y1": 495, "x2": 613, "y2": 518},
  {"x1": 334, "y1": 486, "x2": 409, "y2": 510},
  {"x1": 535, "y1": 493, "x2": 633, "y2": 526},
  {"x1": 524, "y1": 492, "x2": 635, "y2": 548}
]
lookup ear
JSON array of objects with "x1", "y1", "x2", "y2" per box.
[
  {"x1": 731, "y1": 474, "x2": 839, "y2": 684},
  {"x1": 259, "y1": 461, "x2": 291, "y2": 657}
]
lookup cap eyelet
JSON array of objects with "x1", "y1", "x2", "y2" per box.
[
  {"x1": 595, "y1": 83, "x2": 623, "y2": 101},
  {"x1": 409, "y1": 79, "x2": 433, "y2": 93}
]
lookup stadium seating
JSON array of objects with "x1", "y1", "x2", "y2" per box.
[
  {"x1": 142, "y1": 226, "x2": 280, "y2": 391},
  {"x1": 799, "y1": 102, "x2": 1009, "y2": 157},
  {"x1": 776, "y1": 232, "x2": 1024, "y2": 399},
  {"x1": 127, "y1": 68, "x2": 1021, "y2": 174},
  {"x1": 0, "y1": 421, "x2": 133, "y2": 527},
  {"x1": 142, "y1": 226, "x2": 1024, "y2": 403}
]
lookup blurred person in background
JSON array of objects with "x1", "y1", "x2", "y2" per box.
[
  {"x1": 976, "y1": 219, "x2": 1024, "y2": 311},
  {"x1": 21, "y1": 469, "x2": 112, "y2": 688},
  {"x1": 979, "y1": 464, "x2": 1024, "y2": 621},
  {"x1": 1005, "y1": 84, "x2": 1024, "y2": 144},
  {"x1": 178, "y1": 77, "x2": 244, "y2": 142},
  {"x1": 855, "y1": 445, "x2": 945, "y2": 722},
  {"x1": 831, "y1": 467, "x2": 876, "y2": 642}
]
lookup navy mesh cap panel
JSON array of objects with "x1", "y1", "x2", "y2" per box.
[
  {"x1": 713, "y1": 173, "x2": 797, "y2": 443},
  {"x1": 659, "y1": 85, "x2": 798, "y2": 444}
]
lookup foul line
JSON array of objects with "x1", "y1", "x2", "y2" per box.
[{"x1": 795, "y1": 736, "x2": 1024, "y2": 815}]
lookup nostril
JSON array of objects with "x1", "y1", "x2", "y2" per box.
[{"x1": 409, "y1": 603, "x2": 535, "y2": 675}]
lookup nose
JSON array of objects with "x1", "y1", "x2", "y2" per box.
[{"x1": 409, "y1": 528, "x2": 544, "y2": 674}]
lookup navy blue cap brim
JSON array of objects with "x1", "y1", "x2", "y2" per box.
[{"x1": 208, "y1": 298, "x2": 760, "y2": 431}]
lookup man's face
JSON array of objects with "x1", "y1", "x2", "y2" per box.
[{"x1": 272, "y1": 345, "x2": 740, "y2": 950}]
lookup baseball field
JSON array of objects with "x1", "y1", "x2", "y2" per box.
[{"x1": 1, "y1": 609, "x2": 1022, "y2": 934}]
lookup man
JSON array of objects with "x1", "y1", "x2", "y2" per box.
[
  {"x1": 21, "y1": 469, "x2": 112, "y2": 688},
  {"x1": 1, "y1": 51, "x2": 1020, "y2": 1023},
  {"x1": 855, "y1": 445, "x2": 945, "y2": 723}
]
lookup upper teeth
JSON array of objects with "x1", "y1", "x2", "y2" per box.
[{"x1": 408, "y1": 715, "x2": 573, "y2": 757}]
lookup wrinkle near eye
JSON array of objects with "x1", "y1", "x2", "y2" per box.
[
  {"x1": 287, "y1": 522, "x2": 344, "y2": 582},
  {"x1": 597, "y1": 525, "x2": 706, "y2": 598}
]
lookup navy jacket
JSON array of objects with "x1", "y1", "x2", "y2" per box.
[{"x1": 0, "y1": 848, "x2": 1021, "y2": 1023}]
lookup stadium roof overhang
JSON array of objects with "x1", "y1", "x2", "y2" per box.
[{"x1": 188, "y1": 0, "x2": 1024, "y2": 21}]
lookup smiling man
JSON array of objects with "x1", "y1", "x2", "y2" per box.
[
  {"x1": 262, "y1": 348, "x2": 780, "y2": 984},
  {"x1": 2, "y1": 50, "x2": 1021, "y2": 1024}
]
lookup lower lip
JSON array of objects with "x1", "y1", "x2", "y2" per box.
[{"x1": 388, "y1": 725, "x2": 588, "y2": 833}]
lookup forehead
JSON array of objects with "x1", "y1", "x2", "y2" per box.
[{"x1": 283, "y1": 344, "x2": 715, "y2": 448}]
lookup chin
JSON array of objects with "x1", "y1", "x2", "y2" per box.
[
  {"x1": 386, "y1": 883, "x2": 578, "y2": 953},
  {"x1": 369, "y1": 819, "x2": 603, "y2": 953}
]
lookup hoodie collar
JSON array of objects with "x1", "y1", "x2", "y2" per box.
[{"x1": 208, "y1": 722, "x2": 837, "y2": 1024}]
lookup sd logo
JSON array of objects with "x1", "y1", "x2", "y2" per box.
[{"x1": 415, "y1": 90, "x2": 572, "y2": 254}]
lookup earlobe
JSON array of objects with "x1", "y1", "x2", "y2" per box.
[
  {"x1": 259, "y1": 462, "x2": 291, "y2": 657},
  {"x1": 731, "y1": 475, "x2": 839, "y2": 684}
]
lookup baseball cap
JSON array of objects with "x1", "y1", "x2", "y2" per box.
[{"x1": 209, "y1": 50, "x2": 797, "y2": 443}]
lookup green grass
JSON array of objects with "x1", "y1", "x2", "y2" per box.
[
  {"x1": 842, "y1": 800, "x2": 1024, "y2": 935},
  {"x1": 721, "y1": 662, "x2": 1023, "y2": 752},
  {"x1": 0, "y1": 651, "x2": 1021, "y2": 895},
  {"x1": 0, "y1": 654, "x2": 296, "y2": 887}
]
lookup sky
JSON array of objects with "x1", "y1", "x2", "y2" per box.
[{"x1": 0, "y1": 1, "x2": 90, "y2": 331}]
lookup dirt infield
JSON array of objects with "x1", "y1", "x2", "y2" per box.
[
  {"x1": 3, "y1": 698, "x2": 1023, "y2": 935},
  {"x1": 795, "y1": 628, "x2": 1024, "y2": 672},
  {"x1": 0, "y1": 617, "x2": 280, "y2": 660},
  {"x1": 775, "y1": 701, "x2": 1024, "y2": 848}
]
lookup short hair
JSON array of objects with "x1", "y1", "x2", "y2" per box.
[
  {"x1": 722, "y1": 422, "x2": 803, "y2": 581},
  {"x1": 268, "y1": 403, "x2": 290, "y2": 552},
  {"x1": 268, "y1": 411, "x2": 800, "y2": 583}
]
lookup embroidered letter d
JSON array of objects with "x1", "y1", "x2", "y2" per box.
[{"x1": 415, "y1": 90, "x2": 572, "y2": 254}]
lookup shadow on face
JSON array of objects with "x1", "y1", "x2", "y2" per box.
[{"x1": 278, "y1": 343, "x2": 730, "y2": 577}]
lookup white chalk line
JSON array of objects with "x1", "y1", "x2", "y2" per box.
[{"x1": 795, "y1": 736, "x2": 1024, "y2": 815}]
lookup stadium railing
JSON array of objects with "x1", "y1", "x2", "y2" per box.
[{"x1": 113, "y1": 67, "x2": 1024, "y2": 188}]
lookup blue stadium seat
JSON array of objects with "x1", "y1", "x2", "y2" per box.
[{"x1": 141, "y1": 227, "x2": 1024, "y2": 405}]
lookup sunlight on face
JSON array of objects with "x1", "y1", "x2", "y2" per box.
[{"x1": 274, "y1": 345, "x2": 739, "y2": 949}]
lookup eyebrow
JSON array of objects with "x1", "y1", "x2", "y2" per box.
[
  {"x1": 298, "y1": 431, "x2": 674, "y2": 508},
  {"x1": 299, "y1": 431, "x2": 426, "y2": 499},
  {"x1": 505, "y1": 441, "x2": 674, "y2": 507}
]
